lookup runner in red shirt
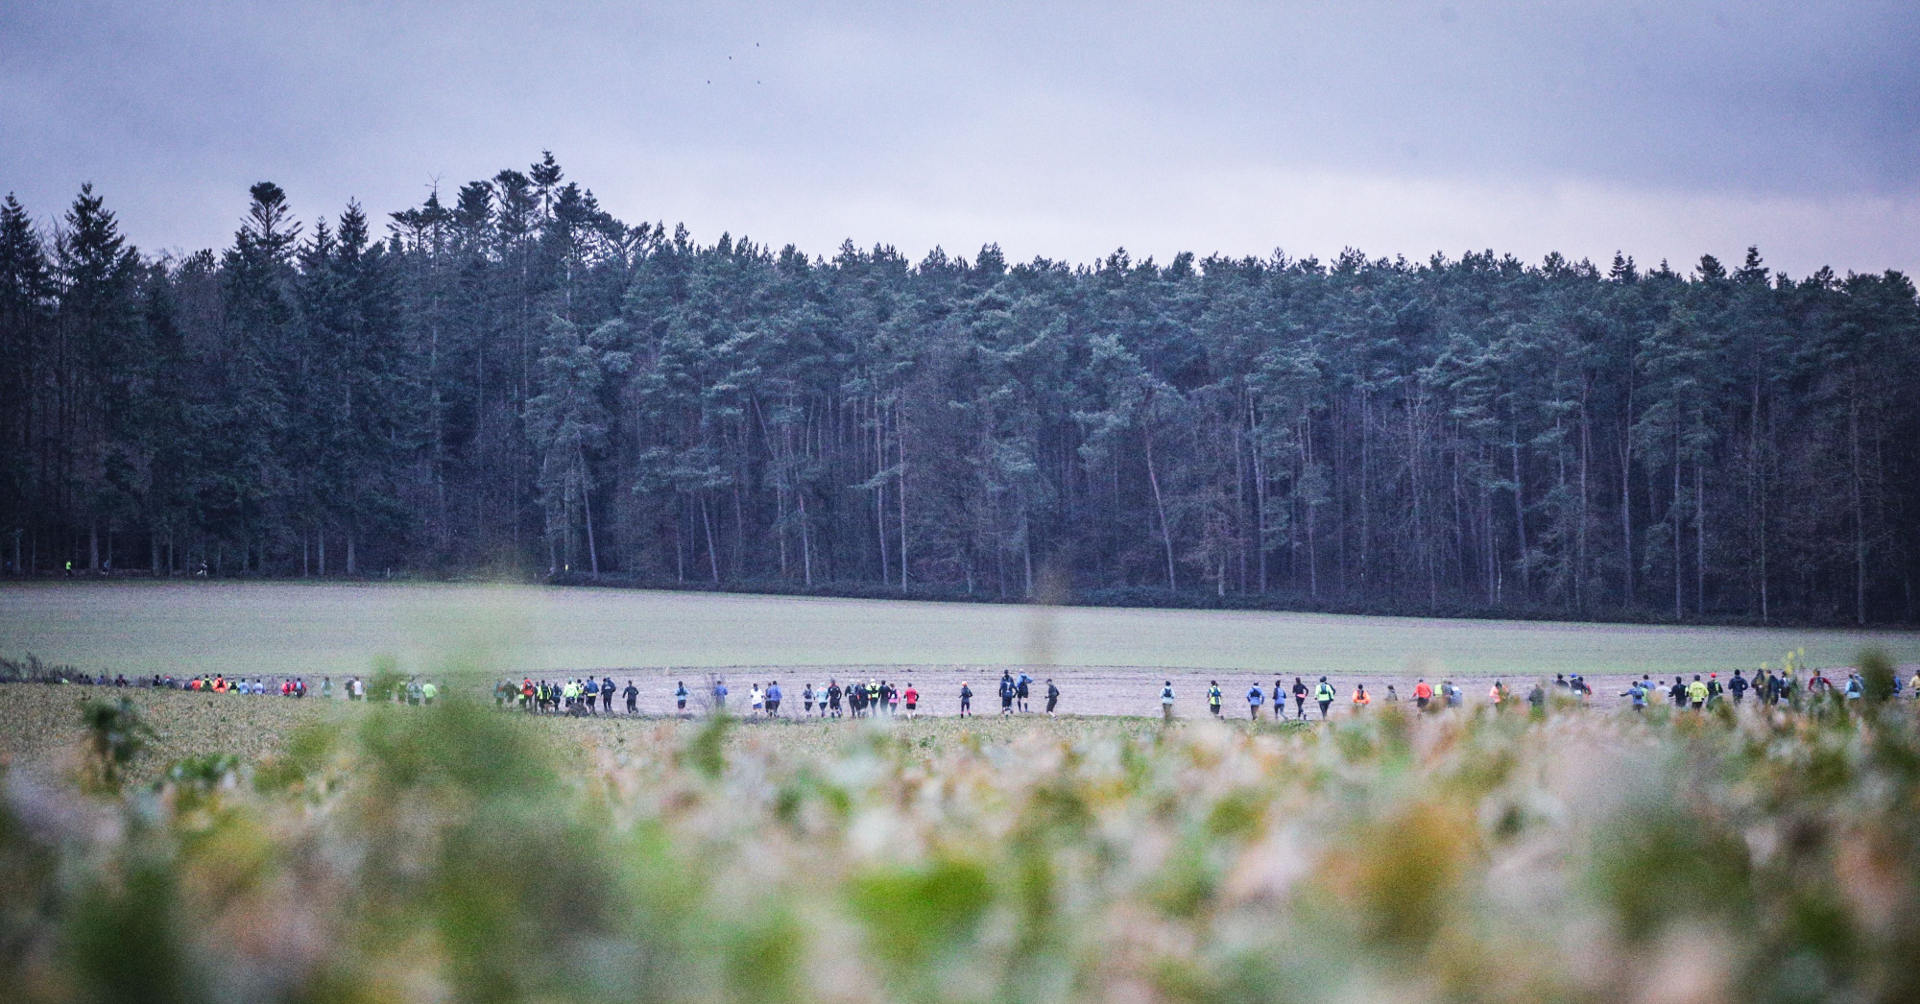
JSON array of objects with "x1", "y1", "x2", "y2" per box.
[{"x1": 902, "y1": 684, "x2": 919, "y2": 719}]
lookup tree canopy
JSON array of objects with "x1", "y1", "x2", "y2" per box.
[{"x1": 5, "y1": 155, "x2": 1918, "y2": 625}]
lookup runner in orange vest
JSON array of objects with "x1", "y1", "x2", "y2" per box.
[{"x1": 1413, "y1": 678, "x2": 1433, "y2": 710}]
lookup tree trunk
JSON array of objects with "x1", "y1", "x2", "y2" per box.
[
  {"x1": 1762, "y1": 391, "x2": 1775, "y2": 623},
  {"x1": 1850, "y1": 383, "x2": 1865, "y2": 625},
  {"x1": 1484, "y1": 474, "x2": 1497, "y2": 604},
  {"x1": 1694, "y1": 448, "x2": 1705, "y2": 617},
  {"x1": 1359, "y1": 390, "x2": 1371, "y2": 589},
  {"x1": 898, "y1": 401, "x2": 909, "y2": 592},
  {"x1": 1747, "y1": 377, "x2": 1765, "y2": 621},
  {"x1": 775, "y1": 479, "x2": 789, "y2": 579},
  {"x1": 798, "y1": 489, "x2": 813, "y2": 588},
  {"x1": 1672, "y1": 429, "x2": 1683, "y2": 622},
  {"x1": 1143, "y1": 411, "x2": 1176, "y2": 590},
  {"x1": 1305, "y1": 416, "x2": 1319, "y2": 598},
  {"x1": 731, "y1": 480, "x2": 744, "y2": 580},
  {"x1": 1511, "y1": 431, "x2": 1528, "y2": 600},
  {"x1": 701, "y1": 493, "x2": 720, "y2": 584},
  {"x1": 1234, "y1": 402, "x2": 1248, "y2": 593},
  {"x1": 428, "y1": 309, "x2": 447, "y2": 555},
  {"x1": 1577, "y1": 388, "x2": 1590, "y2": 613},
  {"x1": 1411, "y1": 389, "x2": 1435, "y2": 608},
  {"x1": 674, "y1": 500, "x2": 686, "y2": 582},
  {"x1": 1022, "y1": 511, "x2": 1034, "y2": 598},
  {"x1": 581, "y1": 454, "x2": 599, "y2": 577},
  {"x1": 874, "y1": 397, "x2": 889, "y2": 583},
  {"x1": 1250, "y1": 395, "x2": 1268, "y2": 593},
  {"x1": 1620, "y1": 383, "x2": 1635, "y2": 609}
]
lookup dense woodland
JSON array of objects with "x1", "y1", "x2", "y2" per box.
[{"x1": 3, "y1": 154, "x2": 1918, "y2": 624}]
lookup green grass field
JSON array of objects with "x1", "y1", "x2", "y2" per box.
[{"x1": 3, "y1": 581, "x2": 1915, "y2": 686}]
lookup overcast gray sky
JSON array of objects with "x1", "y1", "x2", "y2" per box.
[{"x1": 4, "y1": 1, "x2": 1916, "y2": 277}]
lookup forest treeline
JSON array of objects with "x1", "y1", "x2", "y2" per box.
[{"x1": 3, "y1": 153, "x2": 1918, "y2": 624}]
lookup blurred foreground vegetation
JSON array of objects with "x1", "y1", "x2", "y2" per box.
[{"x1": 4, "y1": 684, "x2": 1920, "y2": 1002}]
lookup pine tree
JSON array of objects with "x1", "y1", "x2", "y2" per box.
[
  {"x1": 210, "y1": 182, "x2": 301, "y2": 571},
  {"x1": 526, "y1": 315, "x2": 629, "y2": 575},
  {"x1": 53, "y1": 184, "x2": 144, "y2": 570},
  {"x1": 0, "y1": 194, "x2": 55, "y2": 570}
]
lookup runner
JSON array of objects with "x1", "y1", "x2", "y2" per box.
[
  {"x1": 1246, "y1": 683, "x2": 1264, "y2": 720},
  {"x1": 1044, "y1": 679, "x2": 1059, "y2": 717},
  {"x1": 623, "y1": 679, "x2": 638, "y2": 714},
  {"x1": 958, "y1": 681, "x2": 972, "y2": 717},
  {"x1": 1160, "y1": 681, "x2": 1176, "y2": 722},
  {"x1": 1207, "y1": 681, "x2": 1223, "y2": 717},
  {"x1": 903, "y1": 682, "x2": 919, "y2": 719},
  {"x1": 1413, "y1": 678, "x2": 1433, "y2": 710},
  {"x1": 1315, "y1": 677, "x2": 1335, "y2": 719},
  {"x1": 1292, "y1": 677, "x2": 1309, "y2": 720}
]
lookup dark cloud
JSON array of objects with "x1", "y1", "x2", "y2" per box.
[{"x1": 1, "y1": 1, "x2": 1914, "y2": 275}]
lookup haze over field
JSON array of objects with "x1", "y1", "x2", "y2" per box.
[{"x1": 3, "y1": 583, "x2": 1915, "y2": 682}]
